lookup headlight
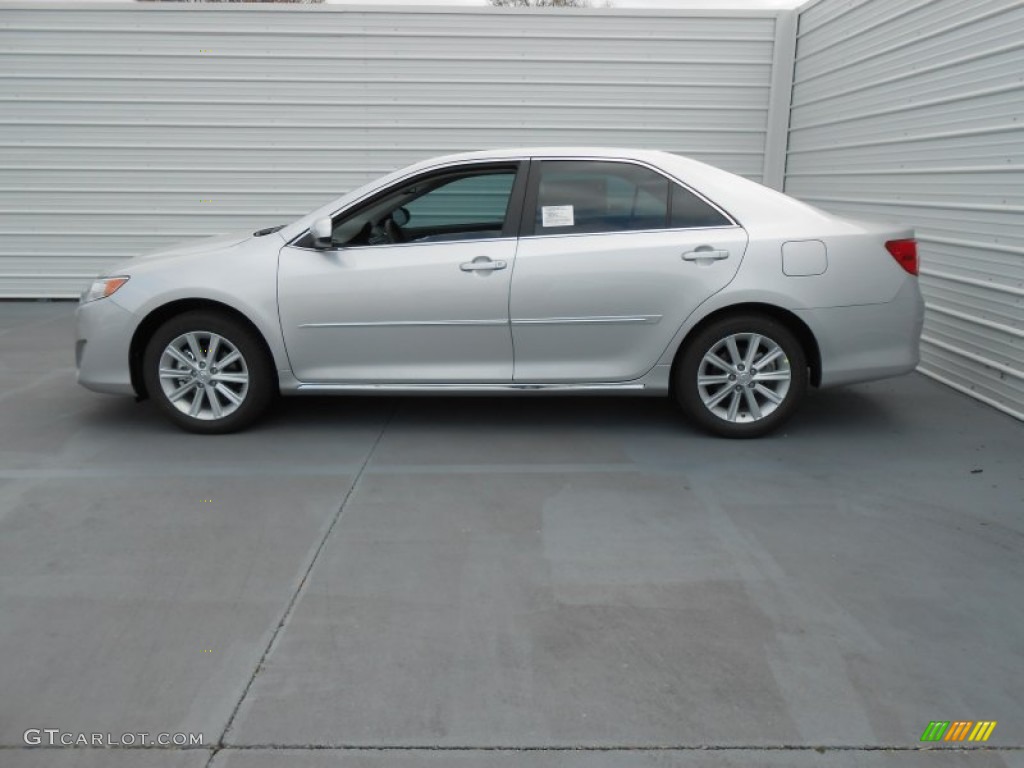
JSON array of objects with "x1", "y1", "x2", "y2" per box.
[{"x1": 81, "y1": 276, "x2": 129, "y2": 304}]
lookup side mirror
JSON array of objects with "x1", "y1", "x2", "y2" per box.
[{"x1": 310, "y1": 217, "x2": 333, "y2": 250}]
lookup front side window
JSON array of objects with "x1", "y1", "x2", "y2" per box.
[
  {"x1": 324, "y1": 165, "x2": 518, "y2": 248},
  {"x1": 531, "y1": 160, "x2": 731, "y2": 236}
]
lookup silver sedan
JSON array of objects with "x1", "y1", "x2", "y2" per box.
[{"x1": 75, "y1": 148, "x2": 924, "y2": 437}]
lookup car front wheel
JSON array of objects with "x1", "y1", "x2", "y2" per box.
[
  {"x1": 143, "y1": 311, "x2": 273, "y2": 434},
  {"x1": 675, "y1": 314, "x2": 808, "y2": 438}
]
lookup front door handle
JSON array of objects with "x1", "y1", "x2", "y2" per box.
[
  {"x1": 460, "y1": 257, "x2": 507, "y2": 272},
  {"x1": 682, "y1": 248, "x2": 730, "y2": 262}
]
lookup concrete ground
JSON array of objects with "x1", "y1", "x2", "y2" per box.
[{"x1": 1, "y1": 300, "x2": 1022, "y2": 768}]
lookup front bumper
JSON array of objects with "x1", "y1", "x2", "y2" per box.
[{"x1": 75, "y1": 298, "x2": 137, "y2": 395}]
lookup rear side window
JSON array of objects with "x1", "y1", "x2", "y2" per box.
[{"x1": 531, "y1": 160, "x2": 731, "y2": 235}]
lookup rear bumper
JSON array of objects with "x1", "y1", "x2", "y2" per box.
[
  {"x1": 795, "y1": 278, "x2": 924, "y2": 388},
  {"x1": 75, "y1": 298, "x2": 136, "y2": 395}
]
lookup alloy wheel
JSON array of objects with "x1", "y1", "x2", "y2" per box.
[
  {"x1": 157, "y1": 331, "x2": 250, "y2": 421},
  {"x1": 696, "y1": 332, "x2": 792, "y2": 423}
]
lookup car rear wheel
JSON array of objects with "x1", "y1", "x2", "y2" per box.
[
  {"x1": 143, "y1": 311, "x2": 273, "y2": 434},
  {"x1": 675, "y1": 314, "x2": 807, "y2": 438}
]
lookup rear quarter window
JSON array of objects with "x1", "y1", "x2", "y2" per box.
[{"x1": 670, "y1": 185, "x2": 731, "y2": 228}]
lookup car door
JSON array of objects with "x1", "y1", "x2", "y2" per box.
[
  {"x1": 278, "y1": 162, "x2": 526, "y2": 382},
  {"x1": 510, "y1": 159, "x2": 748, "y2": 382}
]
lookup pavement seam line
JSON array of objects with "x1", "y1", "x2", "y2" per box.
[{"x1": 205, "y1": 404, "x2": 398, "y2": 768}]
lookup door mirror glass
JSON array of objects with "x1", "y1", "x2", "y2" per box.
[{"x1": 310, "y1": 217, "x2": 333, "y2": 249}]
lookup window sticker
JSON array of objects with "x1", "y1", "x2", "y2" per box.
[{"x1": 541, "y1": 205, "x2": 575, "y2": 228}]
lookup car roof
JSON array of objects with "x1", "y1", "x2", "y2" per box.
[
  {"x1": 280, "y1": 147, "x2": 839, "y2": 243},
  {"x1": 419, "y1": 146, "x2": 671, "y2": 162},
  {"x1": 403, "y1": 146, "x2": 706, "y2": 177}
]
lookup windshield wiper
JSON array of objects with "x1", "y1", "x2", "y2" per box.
[{"x1": 253, "y1": 224, "x2": 285, "y2": 237}]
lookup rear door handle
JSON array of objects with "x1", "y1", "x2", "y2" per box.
[
  {"x1": 460, "y1": 257, "x2": 507, "y2": 272},
  {"x1": 682, "y1": 248, "x2": 730, "y2": 262}
]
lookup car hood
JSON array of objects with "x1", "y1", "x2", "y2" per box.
[{"x1": 129, "y1": 230, "x2": 255, "y2": 267}]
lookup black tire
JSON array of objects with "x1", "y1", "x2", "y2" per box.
[
  {"x1": 674, "y1": 314, "x2": 808, "y2": 438},
  {"x1": 143, "y1": 310, "x2": 274, "y2": 434}
]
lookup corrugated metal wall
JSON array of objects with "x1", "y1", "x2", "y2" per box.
[
  {"x1": 786, "y1": 0, "x2": 1024, "y2": 420},
  {"x1": 0, "y1": 2, "x2": 789, "y2": 298}
]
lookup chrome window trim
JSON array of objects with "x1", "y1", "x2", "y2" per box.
[
  {"x1": 284, "y1": 235, "x2": 519, "y2": 255},
  {"x1": 518, "y1": 224, "x2": 741, "y2": 242}
]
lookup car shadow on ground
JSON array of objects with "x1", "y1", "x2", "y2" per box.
[
  {"x1": 271, "y1": 385, "x2": 900, "y2": 438},
  {"x1": 72, "y1": 381, "x2": 904, "y2": 441}
]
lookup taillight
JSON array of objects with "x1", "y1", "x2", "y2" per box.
[{"x1": 885, "y1": 239, "x2": 918, "y2": 276}]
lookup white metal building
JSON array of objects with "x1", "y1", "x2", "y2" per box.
[
  {"x1": 786, "y1": 0, "x2": 1024, "y2": 419},
  {"x1": 0, "y1": 3, "x2": 794, "y2": 296},
  {"x1": 0, "y1": 0, "x2": 1021, "y2": 419}
]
